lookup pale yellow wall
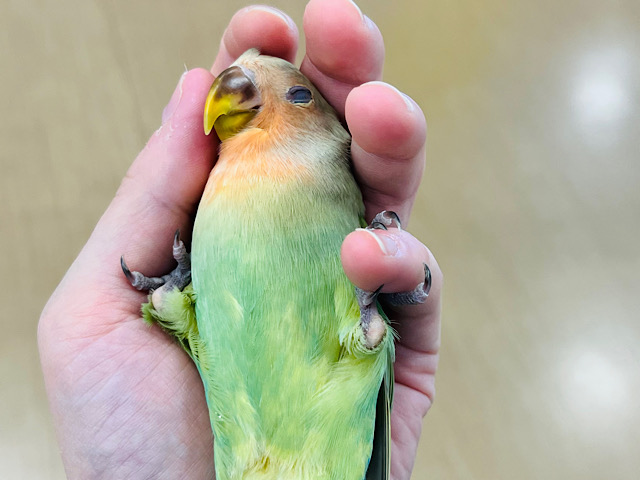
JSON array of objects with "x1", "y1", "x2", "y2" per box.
[{"x1": 1, "y1": 0, "x2": 638, "y2": 478}]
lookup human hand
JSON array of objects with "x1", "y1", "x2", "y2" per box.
[{"x1": 38, "y1": 1, "x2": 442, "y2": 479}]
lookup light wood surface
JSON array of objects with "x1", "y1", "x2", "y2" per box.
[{"x1": 2, "y1": 0, "x2": 638, "y2": 478}]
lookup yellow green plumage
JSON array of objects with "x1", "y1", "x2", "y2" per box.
[{"x1": 140, "y1": 50, "x2": 394, "y2": 480}]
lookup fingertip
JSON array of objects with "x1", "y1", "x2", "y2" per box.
[
  {"x1": 345, "y1": 82, "x2": 427, "y2": 220},
  {"x1": 303, "y1": 0, "x2": 384, "y2": 83},
  {"x1": 169, "y1": 68, "x2": 214, "y2": 127},
  {"x1": 211, "y1": 6, "x2": 299, "y2": 75},
  {"x1": 341, "y1": 229, "x2": 387, "y2": 291},
  {"x1": 151, "y1": 68, "x2": 217, "y2": 166},
  {"x1": 174, "y1": 68, "x2": 216, "y2": 106},
  {"x1": 346, "y1": 81, "x2": 426, "y2": 160},
  {"x1": 116, "y1": 67, "x2": 217, "y2": 244},
  {"x1": 341, "y1": 228, "x2": 429, "y2": 293}
]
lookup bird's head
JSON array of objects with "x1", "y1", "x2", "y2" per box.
[{"x1": 204, "y1": 49, "x2": 345, "y2": 143}]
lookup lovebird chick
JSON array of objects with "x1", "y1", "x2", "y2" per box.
[{"x1": 122, "y1": 49, "x2": 430, "y2": 480}]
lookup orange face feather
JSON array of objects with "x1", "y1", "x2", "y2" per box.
[{"x1": 201, "y1": 50, "x2": 347, "y2": 205}]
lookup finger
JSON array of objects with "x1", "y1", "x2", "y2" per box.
[
  {"x1": 300, "y1": 0, "x2": 384, "y2": 118},
  {"x1": 345, "y1": 82, "x2": 427, "y2": 224},
  {"x1": 210, "y1": 6, "x2": 298, "y2": 76},
  {"x1": 341, "y1": 228, "x2": 442, "y2": 357},
  {"x1": 342, "y1": 226, "x2": 442, "y2": 467},
  {"x1": 49, "y1": 68, "x2": 217, "y2": 316}
]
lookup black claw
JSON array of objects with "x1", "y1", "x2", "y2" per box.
[
  {"x1": 121, "y1": 256, "x2": 133, "y2": 282},
  {"x1": 356, "y1": 284, "x2": 385, "y2": 308},
  {"x1": 378, "y1": 263, "x2": 431, "y2": 307},
  {"x1": 369, "y1": 221, "x2": 388, "y2": 231},
  {"x1": 172, "y1": 229, "x2": 191, "y2": 271},
  {"x1": 121, "y1": 229, "x2": 191, "y2": 295},
  {"x1": 385, "y1": 211, "x2": 402, "y2": 229},
  {"x1": 368, "y1": 210, "x2": 402, "y2": 231},
  {"x1": 423, "y1": 263, "x2": 432, "y2": 297}
]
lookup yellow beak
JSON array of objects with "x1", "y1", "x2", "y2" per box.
[{"x1": 204, "y1": 65, "x2": 261, "y2": 141}]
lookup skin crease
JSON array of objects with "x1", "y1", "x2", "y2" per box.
[{"x1": 37, "y1": 1, "x2": 443, "y2": 479}]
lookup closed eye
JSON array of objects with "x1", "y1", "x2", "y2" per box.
[{"x1": 286, "y1": 85, "x2": 313, "y2": 105}]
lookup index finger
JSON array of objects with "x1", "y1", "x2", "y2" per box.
[
  {"x1": 210, "y1": 6, "x2": 299, "y2": 76},
  {"x1": 301, "y1": 0, "x2": 426, "y2": 223},
  {"x1": 300, "y1": 0, "x2": 385, "y2": 118}
]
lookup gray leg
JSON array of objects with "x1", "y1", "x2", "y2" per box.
[
  {"x1": 120, "y1": 259, "x2": 171, "y2": 291},
  {"x1": 354, "y1": 263, "x2": 431, "y2": 348},
  {"x1": 382, "y1": 263, "x2": 432, "y2": 306},
  {"x1": 356, "y1": 285, "x2": 387, "y2": 349},
  {"x1": 364, "y1": 211, "x2": 431, "y2": 307},
  {"x1": 121, "y1": 230, "x2": 191, "y2": 293}
]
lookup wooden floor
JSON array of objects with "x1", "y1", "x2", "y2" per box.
[{"x1": 2, "y1": 0, "x2": 638, "y2": 478}]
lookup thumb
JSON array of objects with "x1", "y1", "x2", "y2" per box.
[{"x1": 46, "y1": 68, "x2": 217, "y2": 318}]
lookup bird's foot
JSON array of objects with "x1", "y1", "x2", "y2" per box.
[
  {"x1": 356, "y1": 285, "x2": 388, "y2": 349},
  {"x1": 121, "y1": 230, "x2": 191, "y2": 309},
  {"x1": 365, "y1": 210, "x2": 431, "y2": 306},
  {"x1": 367, "y1": 210, "x2": 402, "y2": 231},
  {"x1": 381, "y1": 263, "x2": 431, "y2": 306},
  {"x1": 355, "y1": 211, "x2": 432, "y2": 348}
]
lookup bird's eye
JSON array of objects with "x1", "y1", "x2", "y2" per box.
[{"x1": 286, "y1": 86, "x2": 313, "y2": 104}]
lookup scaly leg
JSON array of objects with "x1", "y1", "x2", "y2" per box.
[
  {"x1": 382, "y1": 263, "x2": 431, "y2": 306},
  {"x1": 354, "y1": 211, "x2": 432, "y2": 349},
  {"x1": 120, "y1": 230, "x2": 201, "y2": 360},
  {"x1": 121, "y1": 230, "x2": 192, "y2": 301},
  {"x1": 355, "y1": 285, "x2": 387, "y2": 349}
]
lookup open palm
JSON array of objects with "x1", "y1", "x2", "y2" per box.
[{"x1": 38, "y1": 2, "x2": 442, "y2": 479}]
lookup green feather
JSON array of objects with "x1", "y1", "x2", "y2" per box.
[
  {"x1": 147, "y1": 53, "x2": 394, "y2": 480},
  {"x1": 192, "y1": 161, "x2": 393, "y2": 480}
]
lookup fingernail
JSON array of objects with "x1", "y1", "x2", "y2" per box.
[
  {"x1": 363, "y1": 14, "x2": 376, "y2": 30},
  {"x1": 162, "y1": 70, "x2": 187, "y2": 124},
  {"x1": 366, "y1": 81, "x2": 415, "y2": 113},
  {"x1": 357, "y1": 228, "x2": 399, "y2": 256},
  {"x1": 346, "y1": 0, "x2": 365, "y2": 23},
  {"x1": 346, "y1": 0, "x2": 376, "y2": 30},
  {"x1": 245, "y1": 5, "x2": 296, "y2": 31}
]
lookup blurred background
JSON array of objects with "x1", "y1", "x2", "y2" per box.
[{"x1": 1, "y1": 0, "x2": 638, "y2": 478}]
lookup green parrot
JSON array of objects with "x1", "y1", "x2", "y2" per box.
[{"x1": 121, "y1": 49, "x2": 430, "y2": 480}]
